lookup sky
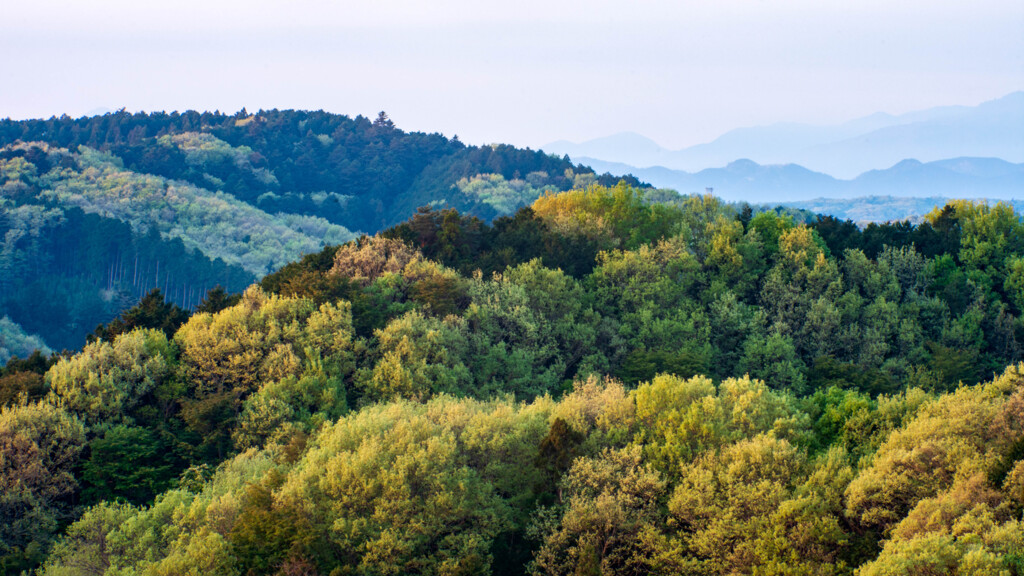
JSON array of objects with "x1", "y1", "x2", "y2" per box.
[{"x1": 2, "y1": 0, "x2": 1022, "y2": 150}]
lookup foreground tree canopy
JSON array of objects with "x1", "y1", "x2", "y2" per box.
[{"x1": 2, "y1": 184, "x2": 1024, "y2": 575}]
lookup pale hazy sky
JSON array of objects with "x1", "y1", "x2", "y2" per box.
[{"x1": 2, "y1": 0, "x2": 1022, "y2": 149}]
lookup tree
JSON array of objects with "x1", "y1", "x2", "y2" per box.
[
  {"x1": 329, "y1": 235, "x2": 421, "y2": 286},
  {"x1": 373, "y1": 111, "x2": 394, "y2": 129},
  {"x1": 174, "y1": 286, "x2": 355, "y2": 458},
  {"x1": 80, "y1": 425, "x2": 180, "y2": 504},
  {"x1": 845, "y1": 364, "x2": 1024, "y2": 535},
  {"x1": 668, "y1": 437, "x2": 852, "y2": 575},
  {"x1": 90, "y1": 289, "x2": 189, "y2": 342},
  {"x1": 0, "y1": 350, "x2": 54, "y2": 406},
  {"x1": 738, "y1": 329, "x2": 808, "y2": 395},
  {"x1": 0, "y1": 401, "x2": 86, "y2": 572},
  {"x1": 175, "y1": 287, "x2": 353, "y2": 399},
  {"x1": 46, "y1": 328, "x2": 176, "y2": 425},
  {"x1": 195, "y1": 285, "x2": 241, "y2": 315},
  {"x1": 530, "y1": 446, "x2": 682, "y2": 576},
  {"x1": 359, "y1": 310, "x2": 472, "y2": 401}
]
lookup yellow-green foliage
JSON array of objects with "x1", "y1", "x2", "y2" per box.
[
  {"x1": 550, "y1": 375, "x2": 635, "y2": 439},
  {"x1": 531, "y1": 183, "x2": 682, "y2": 250},
  {"x1": 846, "y1": 366, "x2": 1024, "y2": 532},
  {"x1": 528, "y1": 375, "x2": 843, "y2": 576},
  {"x1": 529, "y1": 445, "x2": 685, "y2": 575},
  {"x1": 633, "y1": 374, "x2": 811, "y2": 475},
  {"x1": 175, "y1": 286, "x2": 354, "y2": 398},
  {"x1": 330, "y1": 235, "x2": 423, "y2": 286},
  {"x1": 44, "y1": 396, "x2": 553, "y2": 575},
  {"x1": 360, "y1": 310, "x2": 472, "y2": 401},
  {"x1": 33, "y1": 366, "x2": 1024, "y2": 575},
  {"x1": 932, "y1": 200, "x2": 1024, "y2": 277},
  {"x1": 589, "y1": 237, "x2": 701, "y2": 312},
  {"x1": 847, "y1": 366, "x2": 1024, "y2": 575},
  {"x1": 172, "y1": 287, "x2": 356, "y2": 455},
  {"x1": 527, "y1": 368, "x2": 1024, "y2": 576},
  {"x1": 531, "y1": 185, "x2": 623, "y2": 246},
  {"x1": 278, "y1": 396, "x2": 552, "y2": 574},
  {"x1": 40, "y1": 450, "x2": 276, "y2": 576},
  {"x1": 160, "y1": 132, "x2": 278, "y2": 187},
  {"x1": 46, "y1": 328, "x2": 174, "y2": 425},
  {"x1": 0, "y1": 401, "x2": 85, "y2": 569},
  {"x1": 16, "y1": 186, "x2": 1024, "y2": 575}
]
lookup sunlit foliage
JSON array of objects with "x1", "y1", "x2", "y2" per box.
[{"x1": 5, "y1": 184, "x2": 1024, "y2": 575}]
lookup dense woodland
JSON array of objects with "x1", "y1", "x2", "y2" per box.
[
  {"x1": 0, "y1": 111, "x2": 645, "y2": 353},
  {"x1": 2, "y1": 183, "x2": 1023, "y2": 575},
  {"x1": 0, "y1": 109, "x2": 642, "y2": 232},
  {"x1": 0, "y1": 144, "x2": 258, "y2": 353}
]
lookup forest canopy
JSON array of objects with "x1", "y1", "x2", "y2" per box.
[
  {"x1": 2, "y1": 158, "x2": 1023, "y2": 573},
  {"x1": 0, "y1": 109, "x2": 640, "y2": 232},
  {"x1": 0, "y1": 110, "x2": 646, "y2": 351}
]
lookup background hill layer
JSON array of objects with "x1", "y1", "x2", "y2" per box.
[
  {"x1": 0, "y1": 111, "x2": 645, "y2": 351},
  {"x1": 0, "y1": 109, "x2": 636, "y2": 232},
  {"x1": 545, "y1": 91, "x2": 1024, "y2": 178}
]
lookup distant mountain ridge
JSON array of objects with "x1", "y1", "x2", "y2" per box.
[
  {"x1": 545, "y1": 91, "x2": 1024, "y2": 178},
  {"x1": 577, "y1": 156, "x2": 1024, "y2": 204}
]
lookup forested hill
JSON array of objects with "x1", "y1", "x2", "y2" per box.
[
  {"x1": 0, "y1": 142, "x2": 344, "y2": 353},
  {"x1": 0, "y1": 110, "x2": 644, "y2": 353},
  {"x1": 2, "y1": 184, "x2": 1023, "y2": 575},
  {"x1": 0, "y1": 109, "x2": 642, "y2": 232}
]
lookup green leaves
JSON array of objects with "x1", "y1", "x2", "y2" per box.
[
  {"x1": 0, "y1": 401, "x2": 85, "y2": 571},
  {"x1": 11, "y1": 184, "x2": 1024, "y2": 574},
  {"x1": 81, "y1": 425, "x2": 180, "y2": 505},
  {"x1": 90, "y1": 288, "x2": 189, "y2": 343},
  {"x1": 47, "y1": 328, "x2": 176, "y2": 426}
]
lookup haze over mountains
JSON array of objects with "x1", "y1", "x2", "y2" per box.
[
  {"x1": 578, "y1": 156, "x2": 1024, "y2": 204},
  {"x1": 544, "y1": 91, "x2": 1024, "y2": 200}
]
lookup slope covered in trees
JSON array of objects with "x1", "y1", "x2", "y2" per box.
[
  {"x1": 0, "y1": 111, "x2": 647, "y2": 350},
  {"x1": 1, "y1": 144, "x2": 262, "y2": 350},
  {"x1": 0, "y1": 317, "x2": 50, "y2": 365},
  {"x1": 0, "y1": 109, "x2": 641, "y2": 232},
  {"x1": 2, "y1": 142, "x2": 355, "y2": 277},
  {"x1": 2, "y1": 185, "x2": 1023, "y2": 575}
]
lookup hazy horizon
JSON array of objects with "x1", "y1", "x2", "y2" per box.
[
  {"x1": 17, "y1": 90, "x2": 1023, "y2": 154},
  {"x1": 3, "y1": 0, "x2": 1022, "y2": 151}
]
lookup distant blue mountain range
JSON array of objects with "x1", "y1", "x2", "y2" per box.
[
  {"x1": 546, "y1": 92, "x2": 1024, "y2": 180},
  {"x1": 577, "y1": 156, "x2": 1024, "y2": 204}
]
